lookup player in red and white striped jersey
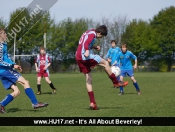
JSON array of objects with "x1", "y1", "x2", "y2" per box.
[
  {"x1": 75, "y1": 25, "x2": 128, "y2": 110},
  {"x1": 35, "y1": 46, "x2": 57, "y2": 95}
]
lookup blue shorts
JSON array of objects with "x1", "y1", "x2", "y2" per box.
[
  {"x1": 120, "y1": 69, "x2": 134, "y2": 77},
  {"x1": 82, "y1": 54, "x2": 102, "y2": 63},
  {"x1": 0, "y1": 69, "x2": 21, "y2": 89}
]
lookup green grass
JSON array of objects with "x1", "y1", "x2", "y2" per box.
[{"x1": 1, "y1": 72, "x2": 175, "y2": 132}]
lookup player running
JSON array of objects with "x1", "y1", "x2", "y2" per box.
[
  {"x1": 35, "y1": 46, "x2": 57, "y2": 95},
  {"x1": 0, "y1": 28, "x2": 48, "y2": 114},
  {"x1": 75, "y1": 25, "x2": 128, "y2": 110},
  {"x1": 115, "y1": 44, "x2": 141, "y2": 95}
]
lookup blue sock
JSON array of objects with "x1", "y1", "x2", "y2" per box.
[
  {"x1": 0, "y1": 94, "x2": 14, "y2": 107},
  {"x1": 119, "y1": 86, "x2": 124, "y2": 93},
  {"x1": 117, "y1": 76, "x2": 120, "y2": 81},
  {"x1": 25, "y1": 88, "x2": 38, "y2": 105},
  {"x1": 133, "y1": 82, "x2": 140, "y2": 91}
]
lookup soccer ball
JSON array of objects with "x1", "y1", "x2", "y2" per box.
[{"x1": 111, "y1": 66, "x2": 121, "y2": 77}]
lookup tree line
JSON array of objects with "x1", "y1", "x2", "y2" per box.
[{"x1": 0, "y1": 6, "x2": 175, "y2": 72}]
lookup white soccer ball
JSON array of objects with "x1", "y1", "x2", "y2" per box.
[{"x1": 111, "y1": 66, "x2": 121, "y2": 77}]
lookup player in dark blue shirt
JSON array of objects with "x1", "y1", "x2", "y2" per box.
[{"x1": 115, "y1": 44, "x2": 141, "y2": 95}]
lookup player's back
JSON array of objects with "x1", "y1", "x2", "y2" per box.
[{"x1": 76, "y1": 29, "x2": 96, "y2": 60}]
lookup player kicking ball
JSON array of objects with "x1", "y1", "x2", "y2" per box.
[
  {"x1": 115, "y1": 44, "x2": 141, "y2": 95},
  {"x1": 35, "y1": 46, "x2": 57, "y2": 95},
  {"x1": 0, "y1": 28, "x2": 48, "y2": 114},
  {"x1": 75, "y1": 25, "x2": 128, "y2": 110}
]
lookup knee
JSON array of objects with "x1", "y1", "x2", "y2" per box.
[
  {"x1": 46, "y1": 79, "x2": 51, "y2": 84},
  {"x1": 24, "y1": 80, "x2": 29, "y2": 85},
  {"x1": 37, "y1": 80, "x2": 40, "y2": 83},
  {"x1": 13, "y1": 88, "x2": 20, "y2": 97},
  {"x1": 131, "y1": 77, "x2": 136, "y2": 82},
  {"x1": 86, "y1": 76, "x2": 92, "y2": 83},
  {"x1": 104, "y1": 61, "x2": 109, "y2": 67}
]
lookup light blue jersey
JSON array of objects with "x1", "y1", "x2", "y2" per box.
[
  {"x1": 0, "y1": 42, "x2": 15, "y2": 73},
  {"x1": 106, "y1": 47, "x2": 121, "y2": 66},
  {"x1": 116, "y1": 50, "x2": 137, "y2": 70}
]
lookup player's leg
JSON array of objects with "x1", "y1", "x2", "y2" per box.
[
  {"x1": 0, "y1": 85, "x2": 20, "y2": 114},
  {"x1": 37, "y1": 77, "x2": 42, "y2": 95},
  {"x1": 127, "y1": 69, "x2": 141, "y2": 95},
  {"x1": 85, "y1": 72, "x2": 98, "y2": 110},
  {"x1": 44, "y1": 71, "x2": 57, "y2": 94},
  {"x1": 118, "y1": 76, "x2": 124, "y2": 95},
  {"x1": 99, "y1": 58, "x2": 128, "y2": 87},
  {"x1": 76, "y1": 60, "x2": 98, "y2": 110},
  {"x1": 17, "y1": 76, "x2": 49, "y2": 109},
  {"x1": 130, "y1": 76, "x2": 141, "y2": 95},
  {"x1": 44, "y1": 77, "x2": 57, "y2": 94}
]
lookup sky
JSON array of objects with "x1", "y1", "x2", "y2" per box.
[{"x1": 1, "y1": 0, "x2": 175, "y2": 23}]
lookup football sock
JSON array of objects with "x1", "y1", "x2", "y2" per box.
[
  {"x1": 119, "y1": 86, "x2": 124, "y2": 93},
  {"x1": 88, "y1": 91, "x2": 96, "y2": 104},
  {"x1": 37, "y1": 84, "x2": 41, "y2": 92},
  {"x1": 25, "y1": 88, "x2": 38, "y2": 105},
  {"x1": 108, "y1": 73, "x2": 119, "y2": 84},
  {"x1": 49, "y1": 82, "x2": 56, "y2": 89},
  {"x1": 0, "y1": 94, "x2": 14, "y2": 107},
  {"x1": 133, "y1": 82, "x2": 140, "y2": 91}
]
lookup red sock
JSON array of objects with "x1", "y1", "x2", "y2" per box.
[
  {"x1": 88, "y1": 91, "x2": 96, "y2": 104},
  {"x1": 108, "y1": 73, "x2": 119, "y2": 84}
]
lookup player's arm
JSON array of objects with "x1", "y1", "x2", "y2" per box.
[
  {"x1": 91, "y1": 46, "x2": 100, "y2": 51},
  {"x1": 43, "y1": 63, "x2": 51, "y2": 70},
  {"x1": 84, "y1": 34, "x2": 95, "y2": 58},
  {"x1": 112, "y1": 54, "x2": 119, "y2": 66},
  {"x1": 0, "y1": 44, "x2": 21, "y2": 71},
  {"x1": 34, "y1": 57, "x2": 39, "y2": 72},
  {"x1": 35, "y1": 62, "x2": 39, "y2": 72},
  {"x1": 43, "y1": 56, "x2": 51, "y2": 70},
  {"x1": 133, "y1": 59, "x2": 137, "y2": 70},
  {"x1": 106, "y1": 49, "x2": 111, "y2": 62},
  {"x1": 130, "y1": 52, "x2": 137, "y2": 70}
]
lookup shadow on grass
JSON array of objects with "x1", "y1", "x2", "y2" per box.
[
  {"x1": 7, "y1": 108, "x2": 22, "y2": 113},
  {"x1": 7, "y1": 108, "x2": 44, "y2": 113},
  {"x1": 86, "y1": 106, "x2": 123, "y2": 110},
  {"x1": 41, "y1": 92, "x2": 52, "y2": 95},
  {"x1": 123, "y1": 92, "x2": 138, "y2": 95}
]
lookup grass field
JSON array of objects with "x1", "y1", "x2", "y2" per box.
[{"x1": 1, "y1": 72, "x2": 175, "y2": 132}]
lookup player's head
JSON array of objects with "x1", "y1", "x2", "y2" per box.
[
  {"x1": 0, "y1": 28, "x2": 7, "y2": 42},
  {"x1": 95, "y1": 25, "x2": 108, "y2": 38},
  {"x1": 40, "y1": 46, "x2": 45, "y2": 54},
  {"x1": 121, "y1": 44, "x2": 127, "y2": 53},
  {"x1": 111, "y1": 40, "x2": 116, "y2": 48}
]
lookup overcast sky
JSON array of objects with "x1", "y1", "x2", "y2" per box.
[{"x1": 1, "y1": 0, "x2": 175, "y2": 23}]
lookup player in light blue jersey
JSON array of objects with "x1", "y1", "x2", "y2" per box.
[
  {"x1": 115, "y1": 44, "x2": 141, "y2": 95},
  {"x1": 106, "y1": 40, "x2": 121, "y2": 88},
  {"x1": 0, "y1": 28, "x2": 48, "y2": 114},
  {"x1": 106, "y1": 40, "x2": 121, "y2": 66}
]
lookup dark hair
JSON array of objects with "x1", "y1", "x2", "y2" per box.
[
  {"x1": 95, "y1": 25, "x2": 108, "y2": 36},
  {"x1": 121, "y1": 43, "x2": 127, "y2": 48},
  {"x1": 111, "y1": 40, "x2": 116, "y2": 44}
]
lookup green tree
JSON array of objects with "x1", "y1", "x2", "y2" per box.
[
  {"x1": 150, "y1": 6, "x2": 175, "y2": 71},
  {"x1": 0, "y1": 17, "x2": 6, "y2": 28},
  {"x1": 47, "y1": 18, "x2": 89, "y2": 72},
  {"x1": 121, "y1": 19, "x2": 159, "y2": 63}
]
